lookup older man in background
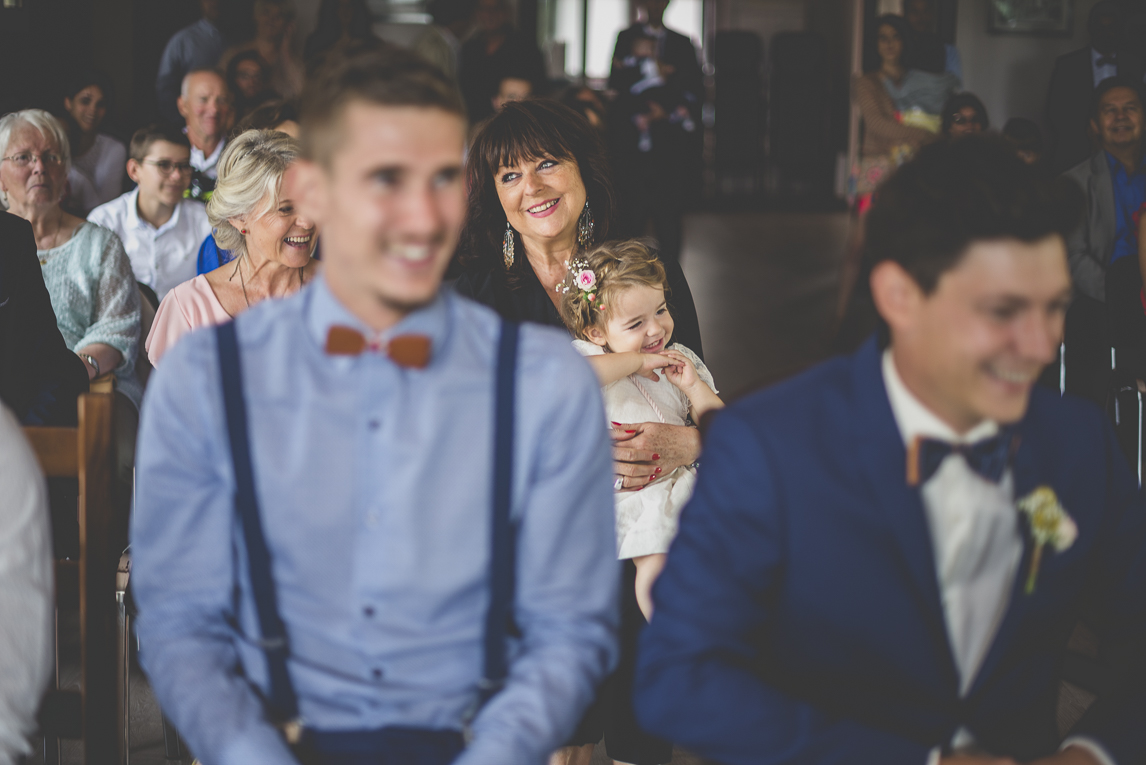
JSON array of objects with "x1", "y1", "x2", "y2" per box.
[{"x1": 177, "y1": 69, "x2": 233, "y2": 201}]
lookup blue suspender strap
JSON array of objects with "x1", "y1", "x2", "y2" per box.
[
  {"x1": 477, "y1": 320, "x2": 519, "y2": 709},
  {"x1": 215, "y1": 321, "x2": 301, "y2": 731}
]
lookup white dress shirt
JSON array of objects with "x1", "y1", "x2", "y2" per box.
[
  {"x1": 0, "y1": 404, "x2": 54, "y2": 764},
  {"x1": 88, "y1": 188, "x2": 210, "y2": 300},
  {"x1": 189, "y1": 136, "x2": 225, "y2": 179},
  {"x1": 882, "y1": 351, "x2": 1114, "y2": 765}
]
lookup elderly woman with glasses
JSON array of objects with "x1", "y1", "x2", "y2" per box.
[
  {"x1": 146, "y1": 129, "x2": 318, "y2": 365},
  {"x1": 0, "y1": 109, "x2": 142, "y2": 407}
]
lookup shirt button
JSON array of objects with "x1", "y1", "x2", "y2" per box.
[
  {"x1": 372, "y1": 668, "x2": 383, "y2": 680},
  {"x1": 365, "y1": 512, "x2": 378, "y2": 528},
  {"x1": 363, "y1": 606, "x2": 375, "y2": 618},
  {"x1": 368, "y1": 419, "x2": 381, "y2": 431}
]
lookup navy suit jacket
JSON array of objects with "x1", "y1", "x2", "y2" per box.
[{"x1": 635, "y1": 337, "x2": 1146, "y2": 765}]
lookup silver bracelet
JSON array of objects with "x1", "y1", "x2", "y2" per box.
[{"x1": 78, "y1": 352, "x2": 100, "y2": 377}]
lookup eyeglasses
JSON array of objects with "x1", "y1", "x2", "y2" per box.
[
  {"x1": 1, "y1": 152, "x2": 63, "y2": 168},
  {"x1": 142, "y1": 159, "x2": 193, "y2": 175}
]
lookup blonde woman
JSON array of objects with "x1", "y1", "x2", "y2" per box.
[{"x1": 146, "y1": 129, "x2": 318, "y2": 365}]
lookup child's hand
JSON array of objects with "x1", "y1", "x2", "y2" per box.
[
  {"x1": 659, "y1": 349, "x2": 699, "y2": 390},
  {"x1": 636, "y1": 352, "x2": 673, "y2": 381}
]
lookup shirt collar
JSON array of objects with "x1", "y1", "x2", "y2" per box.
[
  {"x1": 305, "y1": 272, "x2": 451, "y2": 361},
  {"x1": 188, "y1": 135, "x2": 225, "y2": 169},
  {"x1": 882, "y1": 348, "x2": 998, "y2": 446},
  {"x1": 127, "y1": 188, "x2": 183, "y2": 234}
]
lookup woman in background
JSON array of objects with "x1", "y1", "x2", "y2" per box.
[{"x1": 60, "y1": 70, "x2": 126, "y2": 213}]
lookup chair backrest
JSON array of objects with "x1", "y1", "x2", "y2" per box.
[{"x1": 23, "y1": 392, "x2": 124, "y2": 764}]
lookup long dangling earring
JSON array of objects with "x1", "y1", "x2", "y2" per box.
[
  {"x1": 577, "y1": 201, "x2": 595, "y2": 248},
  {"x1": 502, "y1": 221, "x2": 515, "y2": 268}
]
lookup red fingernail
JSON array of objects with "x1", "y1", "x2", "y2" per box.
[
  {"x1": 625, "y1": 430, "x2": 636, "y2": 434},
  {"x1": 647, "y1": 474, "x2": 655, "y2": 481},
  {"x1": 611, "y1": 421, "x2": 622, "y2": 427},
  {"x1": 652, "y1": 453, "x2": 660, "y2": 460},
  {"x1": 655, "y1": 467, "x2": 662, "y2": 474}
]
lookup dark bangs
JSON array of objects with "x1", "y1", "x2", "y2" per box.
[{"x1": 459, "y1": 98, "x2": 616, "y2": 274}]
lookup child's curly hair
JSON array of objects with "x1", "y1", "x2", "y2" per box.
[{"x1": 559, "y1": 239, "x2": 668, "y2": 340}]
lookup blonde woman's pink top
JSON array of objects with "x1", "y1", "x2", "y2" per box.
[{"x1": 146, "y1": 275, "x2": 232, "y2": 366}]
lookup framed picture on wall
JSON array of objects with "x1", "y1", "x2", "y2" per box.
[{"x1": 988, "y1": 0, "x2": 1073, "y2": 35}]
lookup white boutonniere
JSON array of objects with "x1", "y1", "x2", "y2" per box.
[{"x1": 1016, "y1": 486, "x2": 1078, "y2": 595}]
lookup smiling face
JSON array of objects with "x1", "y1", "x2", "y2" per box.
[
  {"x1": 587, "y1": 283, "x2": 674, "y2": 354},
  {"x1": 0, "y1": 123, "x2": 67, "y2": 214},
  {"x1": 177, "y1": 71, "x2": 232, "y2": 148},
  {"x1": 1093, "y1": 86, "x2": 1144, "y2": 152},
  {"x1": 495, "y1": 154, "x2": 586, "y2": 250},
  {"x1": 877, "y1": 23, "x2": 903, "y2": 67},
  {"x1": 295, "y1": 102, "x2": 466, "y2": 329},
  {"x1": 128, "y1": 140, "x2": 193, "y2": 209},
  {"x1": 64, "y1": 85, "x2": 107, "y2": 135},
  {"x1": 232, "y1": 167, "x2": 317, "y2": 267},
  {"x1": 872, "y1": 235, "x2": 1071, "y2": 432}
]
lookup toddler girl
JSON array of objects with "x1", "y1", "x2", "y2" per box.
[{"x1": 559, "y1": 239, "x2": 722, "y2": 619}]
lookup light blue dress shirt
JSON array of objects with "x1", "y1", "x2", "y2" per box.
[{"x1": 131, "y1": 275, "x2": 620, "y2": 765}]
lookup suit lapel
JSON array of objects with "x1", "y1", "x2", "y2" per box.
[{"x1": 853, "y1": 340, "x2": 960, "y2": 686}]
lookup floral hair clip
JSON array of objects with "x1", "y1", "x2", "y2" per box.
[{"x1": 556, "y1": 257, "x2": 605, "y2": 310}]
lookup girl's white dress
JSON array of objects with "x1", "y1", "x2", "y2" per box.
[{"x1": 572, "y1": 340, "x2": 716, "y2": 560}]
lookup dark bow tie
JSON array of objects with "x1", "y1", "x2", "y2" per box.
[
  {"x1": 324, "y1": 326, "x2": 432, "y2": 369},
  {"x1": 906, "y1": 430, "x2": 1020, "y2": 486},
  {"x1": 1097, "y1": 54, "x2": 1117, "y2": 67}
]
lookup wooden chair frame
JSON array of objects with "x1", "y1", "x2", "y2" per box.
[{"x1": 25, "y1": 392, "x2": 125, "y2": 764}]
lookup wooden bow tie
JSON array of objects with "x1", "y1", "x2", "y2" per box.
[{"x1": 324, "y1": 326, "x2": 432, "y2": 369}]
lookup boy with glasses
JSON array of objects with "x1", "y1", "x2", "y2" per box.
[{"x1": 88, "y1": 124, "x2": 211, "y2": 301}]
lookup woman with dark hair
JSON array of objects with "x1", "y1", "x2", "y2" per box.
[
  {"x1": 59, "y1": 70, "x2": 126, "y2": 212},
  {"x1": 455, "y1": 98, "x2": 702, "y2": 355},
  {"x1": 941, "y1": 91, "x2": 989, "y2": 138},
  {"x1": 225, "y1": 49, "x2": 276, "y2": 121},
  {"x1": 851, "y1": 14, "x2": 955, "y2": 207},
  {"x1": 303, "y1": 0, "x2": 375, "y2": 65}
]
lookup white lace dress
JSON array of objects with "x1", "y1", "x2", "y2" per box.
[{"x1": 572, "y1": 340, "x2": 716, "y2": 559}]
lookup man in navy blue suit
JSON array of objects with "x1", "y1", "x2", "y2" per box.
[{"x1": 635, "y1": 136, "x2": 1146, "y2": 765}]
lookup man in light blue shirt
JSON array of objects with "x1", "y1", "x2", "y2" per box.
[{"x1": 131, "y1": 47, "x2": 619, "y2": 765}]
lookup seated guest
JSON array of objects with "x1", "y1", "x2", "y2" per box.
[
  {"x1": 0, "y1": 404, "x2": 54, "y2": 763},
  {"x1": 131, "y1": 46, "x2": 617, "y2": 765},
  {"x1": 1063, "y1": 75, "x2": 1146, "y2": 405},
  {"x1": 226, "y1": 49, "x2": 277, "y2": 122},
  {"x1": 147, "y1": 129, "x2": 317, "y2": 365},
  {"x1": 636, "y1": 136, "x2": 1146, "y2": 765},
  {"x1": 178, "y1": 69, "x2": 233, "y2": 201},
  {"x1": 0, "y1": 211, "x2": 89, "y2": 425},
  {"x1": 60, "y1": 70, "x2": 127, "y2": 213},
  {"x1": 941, "y1": 91, "x2": 988, "y2": 138},
  {"x1": 1003, "y1": 117, "x2": 1046, "y2": 167},
  {"x1": 88, "y1": 124, "x2": 211, "y2": 301},
  {"x1": 0, "y1": 110, "x2": 142, "y2": 407},
  {"x1": 412, "y1": 0, "x2": 476, "y2": 84},
  {"x1": 852, "y1": 15, "x2": 945, "y2": 206},
  {"x1": 156, "y1": 0, "x2": 225, "y2": 126}
]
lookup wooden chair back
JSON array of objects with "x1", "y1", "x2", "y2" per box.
[{"x1": 24, "y1": 392, "x2": 124, "y2": 764}]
